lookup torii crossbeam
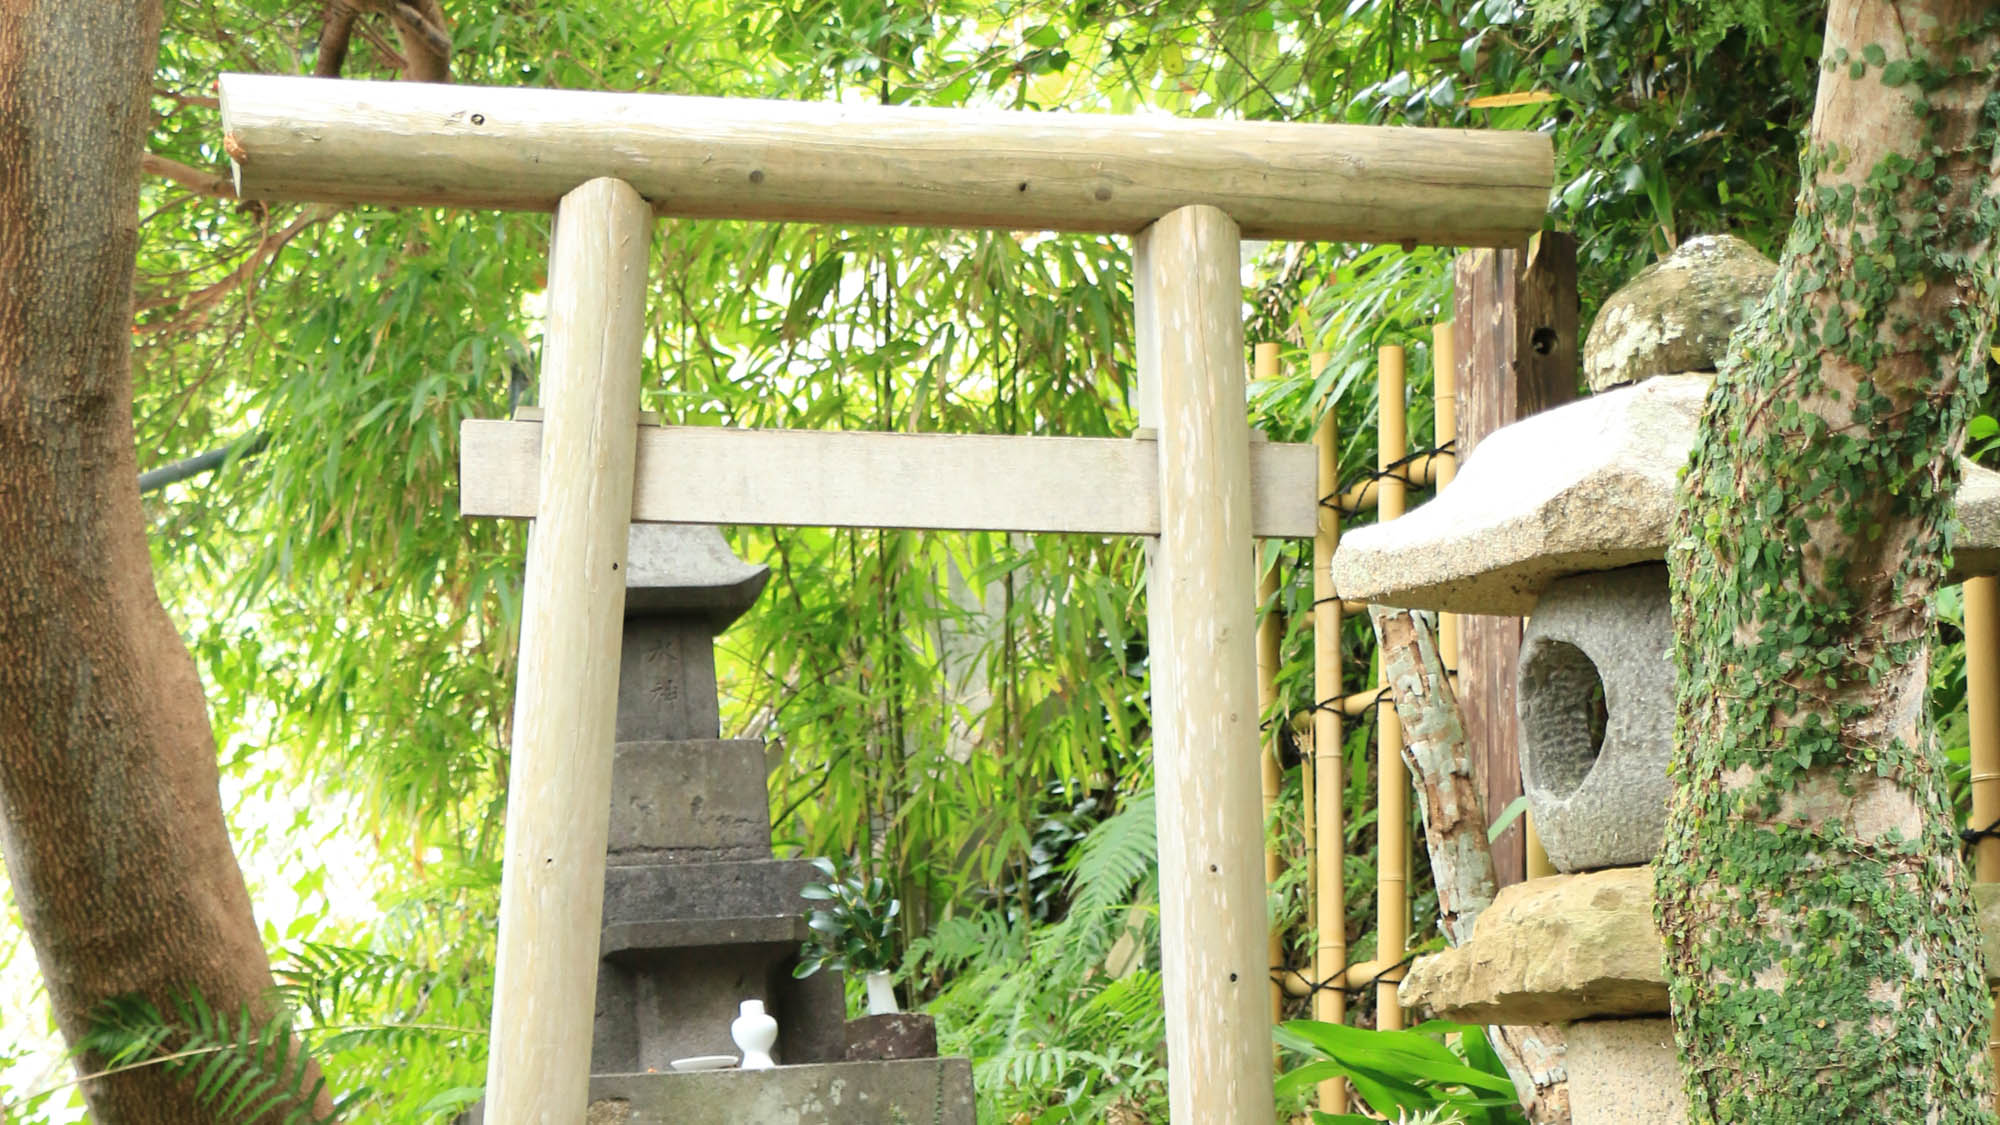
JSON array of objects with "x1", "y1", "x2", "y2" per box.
[{"x1": 219, "y1": 72, "x2": 1552, "y2": 1124}]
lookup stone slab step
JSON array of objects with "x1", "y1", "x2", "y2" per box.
[
  {"x1": 1331, "y1": 375, "x2": 2000, "y2": 615},
  {"x1": 601, "y1": 915, "x2": 808, "y2": 961},
  {"x1": 603, "y1": 858, "x2": 817, "y2": 929},
  {"x1": 585, "y1": 1058, "x2": 975, "y2": 1125},
  {"x1": 1399, "y1": 867, "x2": 2000, "y2": 1024}
]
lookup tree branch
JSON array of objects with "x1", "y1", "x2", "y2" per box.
[
  {"x1": 137, "y1": 432, "x2": 269, "y2": 495},
  {"x1": 135, "y1": 206, "x2": 331, "y2": 331},
  {"x1": 315, "y1": 0, "x2": 451, "y2": 81},
  {"x1": 1370, "y1": 605, "x2": 1572, "y2": 1125},
  {"x1": 313, "y1": 0, "x2": 362, "y2": 77},
  {"x1": 140, "y1": 154, "x2": 235, "y2": 200}
]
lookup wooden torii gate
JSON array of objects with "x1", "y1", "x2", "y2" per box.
[{"x1": 219, "y1": 74, "x2": 1551, "y2": 1123}]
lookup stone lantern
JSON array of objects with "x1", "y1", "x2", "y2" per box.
[{"x1": 1328, "y1": 236, "x2": 2000, "y2": 1123}]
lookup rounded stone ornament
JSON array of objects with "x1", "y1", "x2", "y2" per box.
[
  {"x1": 1583, "y1": 234, "x2": 1777, "y2": 392},
  {"x1": 1517, "y1": 564, "x2": 1672, "y2": 872}
]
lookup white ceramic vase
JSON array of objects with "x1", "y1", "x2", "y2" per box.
[
  {"x1": 864, "y1": 970, "x2": 899, "y2": 1016},
  {"x1": 731, "y1": 998, "x2": 778, "y2": 1069}
]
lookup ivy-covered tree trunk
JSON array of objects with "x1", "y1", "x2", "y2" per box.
[
  {"x1": 1657, "y1": 1, "x2": 2000, "y2": 1120},
  {"x1": 0, "y1": 2, "x2": 333, "y2": 1122}
]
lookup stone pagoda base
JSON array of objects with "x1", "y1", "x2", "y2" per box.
[{"x1": 586, "y1": 1059, "x2": 976, "y2": 1125}]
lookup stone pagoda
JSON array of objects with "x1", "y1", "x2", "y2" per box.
[{"x1": 479, "y1": 524, "x2": 975, "y2": 1124}]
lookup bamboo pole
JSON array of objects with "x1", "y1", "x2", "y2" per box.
[
  {"x1": 484, "y1": 177, "x2": 652, "y2": 1123},
  {"x1": 1375, "y1": 345, "x2": 1409, "y2": 1031},
  {"x1": 1525, "y1": 817, "x2": 1556, "y2": 879},
  {"x1": 218, "y1": 74, "x2": 1554, "y2": 246},
  {"x1": 1253, "y1": 341, "x2": 1287, "y2": 1028},
  {"x1": 1134, "y1": 205, "x2": 1276, "y2": 1123},
  {"x1": 1310, "y1": 350, "x2": 1349, "y2": 1115},
  {"x1": 1331, "y1": 455, "x2": 1446, "y2": 512},
  {"x1": 1433, "y1": 324, "x2": 1459, "y2": 673},
  {"x1": 1965, "y1": 575, "x2": 2000, "y2": 1097}
]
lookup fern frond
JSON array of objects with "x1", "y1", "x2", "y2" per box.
[
  {"x1": 81, "y1": 991, "x2": 335, "y2": 1124},
  {"x1": 1066, "y1": 787, "x2": 1157, "y2": 922}
]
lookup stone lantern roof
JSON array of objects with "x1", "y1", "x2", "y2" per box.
[{"x1": 1331, "y1": 374, "x2": 2000, "y2": 614}]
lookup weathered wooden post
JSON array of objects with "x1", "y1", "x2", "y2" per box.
[
  {"x1": 1135, "y1": 205, "x2": 1275, "y2": 1122},
  {"x1": 484, "y1": 177, "x2": 652, "y2": 1123},
  {"x1": 1452, "y1": 235, "x2": 1578, "y2": 884}
]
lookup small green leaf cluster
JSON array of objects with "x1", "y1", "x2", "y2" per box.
[
  {"x1": 1275, "y1": 1018, "x2": 1522, "y2": 1125},
  {"x1": 798, "y1": 856, "x2": 903, "y2": 978}
]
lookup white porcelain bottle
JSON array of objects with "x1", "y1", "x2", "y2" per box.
[
  {"x1": 731, "y1": 999, "x2": 778, "y2": 1070},
  {"x1": 864, "y1": 970, "x2": 899, "y2": 1015}
]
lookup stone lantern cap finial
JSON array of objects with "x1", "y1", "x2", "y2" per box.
[
  {"x1": 1330, "y1": 375, "x2": 2000, "y2": 615},
  {"x1": 1582, "y1": 234, "x2": 1777, "y2": 393}
]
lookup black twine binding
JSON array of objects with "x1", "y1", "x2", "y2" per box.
[
  {"x1": 1320, "y1": 441, "x2": 1457, "y2": 517},
  {"x1": 1271, "y1": 949, "x2": 1423, "y2": 1000},
  {"x1": 1961, "y1": 815, "x2": 2000, "y2": 845}
]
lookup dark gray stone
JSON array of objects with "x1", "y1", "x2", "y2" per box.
[
  {"x1": 1518, "y1": 564, "x2": 1672, "y2": 872},
  {"x1": 585, "y1": 1059, "x2": 976, "y2": 1125},
  {"x1": 846, "y1": 1013, "x2": 939, "y2": 1061},
  {"x1": 603, "y1": 916, "x2": 806, "y2": 959},
  {"x1": 574, "y1": 524, "x2": 961, "y2": 1114},
  {"x1": 603, "y1": 858, "x2": 817, "y2": 928},
  {"x1": 778, "y1": 968, "x2": 851, "y2": 1065},
  {"x1": 607, "y1": 740, "x2": 772, "y2": 864},
  {"x1": 615, "y1": 621, "x2": 723, "y2": 743}
]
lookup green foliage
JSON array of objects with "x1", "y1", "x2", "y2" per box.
[
  {"x1": 1275, "y1": 1019, "x2": 1523, "y2": 1125},
  {"x1": 78, "y1": 995, "x2": 330, "y2": 1125},
  {"x1": 910, "y1": 788, "x2": 1169, "y2": 1120},
  {"x1": 798, "y1": 857, "x2": 903, "y2": 977}
]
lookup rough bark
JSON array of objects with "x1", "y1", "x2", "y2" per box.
[
  {"x1": 1371, "y1": 607, "x2": 1571, "y2": 1124},
  {"x1": 0, "y1": 2, "x2": 333, "y2": 1122},
  {"x1": 314, "y1": 0, "x2": 451, "y2": 81},
  {"x1": 1657, "y1": 1, "x2": 2000, "y2": 1121}
]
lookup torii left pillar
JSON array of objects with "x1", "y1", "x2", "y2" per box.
[{"x1": 485, "y1": 177, "x2": 652, "y2": 1123}]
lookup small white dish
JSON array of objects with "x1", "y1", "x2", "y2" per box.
[{"x1": 669, "y1": 1054, "x2": 740, "y2": 1072}]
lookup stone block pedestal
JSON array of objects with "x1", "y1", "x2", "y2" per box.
[
  {"x1": 473, "y1": 526, "x2": 974, "y2": 1123},
  {"x1": 586, "y1": 1058, "x2": 976, "y2": 1125},
  {"x1": 1566, "y1": 1019, "x2": 1684, "y2": 1125},
  {"x1": 1401, "y1": 870, "x2": 2000, "y2": 1125}
]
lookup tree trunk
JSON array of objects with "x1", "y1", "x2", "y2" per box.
[
  {"x1": 0, "y1": 3, "x2": 333, "y2": 1122},
  {"x1": 1657, "y1": 2, "x2": 2000, "y2": 1121},
  {"x1": 1372, "y1": 607, "x2": 1571, "y2": 1124}
]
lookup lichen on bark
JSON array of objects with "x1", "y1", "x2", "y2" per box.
[{"x1": 1656, "y1": 1, "x2": 2000, "y2": 1121}]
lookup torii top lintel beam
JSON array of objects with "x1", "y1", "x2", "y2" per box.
[{"x1": 218, "y1": 74, "x2": 1552, "y2": 247}]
